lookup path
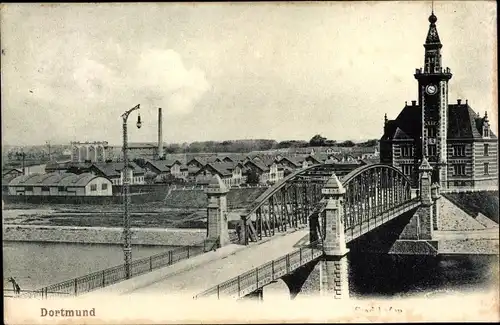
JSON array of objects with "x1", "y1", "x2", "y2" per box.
[{"x1": 85, "y1": 229, "x2": 309, "y2": 298}]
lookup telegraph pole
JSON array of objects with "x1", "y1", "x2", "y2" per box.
[
  {"x1": 46, "y1": 141, "x2": 51, "y2": 161},
  {"x1": 121, "y1": 104, "x2": 141, "y2": 279}
]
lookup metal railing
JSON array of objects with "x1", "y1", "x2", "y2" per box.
[
  {"x1": 16, "y1": 242, "x2": 206, "y2": 299},
  {"x1": 193, "y1": 241, "x2": 323, "y2": 300}
]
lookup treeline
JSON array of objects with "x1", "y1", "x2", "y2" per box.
[
  {"x1": 162, "y1": 136, "x2": 379, "y2": 154},
  {"x1": 164, "y1": 139, "x2": 278, "y2": 154}
]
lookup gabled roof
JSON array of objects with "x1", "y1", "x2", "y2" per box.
[
  {"x1": 91, "y1": 162, "x2": 145, "y2": 177},
  {"x1": 244, "y1": 159, "x2": 269, "y2": 172},
  {"x1": 144, "y1": 159, "x2": 182, "y2": 173},
  {"x1": 278, "y1": 156, "x2": 304, "y2": 168},
  {"x1": 197, "y1": 162, "x2": 244, "y2": 177},
  {"x1": 144, "y1": 160, "x2": 170, "y2": 173},
  {"x1": 2, "y1": 168, "x2": 22, "y2": 177},
  {"x1": 163, "y1": 158, "x2": 182, "y2": 167},
  {"x1": 186, "y1": 166, "x2": 201, "y2": 174},
  {"x1": 187, "y1": 156, "x2": 220, "y2": 166}
]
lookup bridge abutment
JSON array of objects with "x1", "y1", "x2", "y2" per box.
[
  {"x1": 389, "y1": 158, "x2": 439, "y2": 255},
  {"x1": 205, "y1": 175, "x2": 230, "y2": 250}
]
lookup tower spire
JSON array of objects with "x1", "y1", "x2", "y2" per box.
[{"x1": 425, "y1": 9, "x2": 441, "y2": 46}]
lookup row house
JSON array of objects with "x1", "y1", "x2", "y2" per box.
[
  {"x1": 277, "y1": 156, "x2": 310, "y2": 175},
  {"x1": 351, "y1": 147, "x2": 380, "y2": 159},
  {"x1": 88, "y1": 162, "x2": 145, "y2": 185},
  {"x1": 193, "y1": 162, "x2": 244, "y2": 187},
  {"x1": 243, "y1": 158, "x2": 284, "y2": 184},
  {"x1": 143, "y1": 159, "x2": 186, "y2": 179}
]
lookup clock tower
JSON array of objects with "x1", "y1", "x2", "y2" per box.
[{"x1": 414, "y1": 11, "x2": 452, "y2": 187}]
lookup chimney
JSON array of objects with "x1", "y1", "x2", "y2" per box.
[
  {"x1": 158, "y1": 107, "x2": 164, "y2": 159},
  {"x1": 457, "y1": 99, "x2": 462, "y2": 105},
  {"x1": 411, "y1": 100, "x2": 417, "y2": 106}
]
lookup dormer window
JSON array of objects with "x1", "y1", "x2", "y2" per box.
[{"x1": 483, "y1": 127, "x2": 490, "y2": 138}]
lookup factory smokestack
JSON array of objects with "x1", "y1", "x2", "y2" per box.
[{"x1": 158, "y1": 107, "x2": 164, "y2": 159}]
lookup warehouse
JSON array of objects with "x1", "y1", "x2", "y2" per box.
[{"x1": 8, "y1": 172, "x2": 112, "y2": 196}]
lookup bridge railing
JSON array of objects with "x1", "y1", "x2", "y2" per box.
[
  {"x1": 193, "y1": 241, "x2": 323, "y2": 300},
  {"x1": 16, "y1": 241, "x2": 206, "y2": 300}
]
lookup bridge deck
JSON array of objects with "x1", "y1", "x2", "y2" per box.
[{"x1": 86, "y1": 229, "x2": 310, "y2": 298}]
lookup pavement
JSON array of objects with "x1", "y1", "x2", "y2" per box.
[{"x1": 84, "y1": 229, "x2": 309, "y2": 299}]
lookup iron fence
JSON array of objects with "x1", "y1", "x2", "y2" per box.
[
  {"x1": 16, "y1": 242, "x2": 206, "y2": 299},
  {"x1": 193, "y1": 241, "x2": 323, "y2": 300}
]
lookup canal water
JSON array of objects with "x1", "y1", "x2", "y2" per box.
[
  {"x1": 3, "y1": 241, "x2": 177, "y2": 290},
  {"x1": 3, "y1": 241, "x2": 499, "y2": 297}
]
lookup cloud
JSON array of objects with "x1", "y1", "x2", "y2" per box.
[
  {"x1": 43, "y1": 48, "x2": 210, "y2": 115},
  {"x1": 131, "y1": 49, "x2": 210, "y2": 115}
]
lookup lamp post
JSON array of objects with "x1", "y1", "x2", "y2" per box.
[{"x1": 121, "y1": 104, "x2": 142, "y2": 279}]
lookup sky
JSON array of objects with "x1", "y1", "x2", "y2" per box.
[{"x1": 1, "y1": 1, "x2": 497, "y2": 146}]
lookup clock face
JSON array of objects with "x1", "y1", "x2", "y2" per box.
[{"x1": 426, "y1": 84, "x2": 437, "y2": 95}]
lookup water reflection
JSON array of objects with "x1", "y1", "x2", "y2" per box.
[
  {"x1": 3, "y1": 241, "x2": 176, "y2": 290},
  {"x1": 348, "y1": 253, "x2": 499, "y2": 298},
  {"x1": 3, "y1": 241, "x2": 499, "y2": 298}
]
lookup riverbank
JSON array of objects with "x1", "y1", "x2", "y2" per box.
[{"x1": 2, "y1": 225, "x2": 207, "y2": 246}]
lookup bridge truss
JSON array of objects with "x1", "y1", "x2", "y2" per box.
[{"x1": 241, "y1": 163, "x2": 417, "y2": 244}]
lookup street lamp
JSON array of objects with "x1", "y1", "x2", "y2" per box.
[{"x1": 121, "y1": 103, "x2": 141, "y2": 279}]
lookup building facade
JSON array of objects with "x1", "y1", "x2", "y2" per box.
[
  {"x1": 88, "y1": 162, "x2": 145, "y2": 185},
  {"x1": 194, "y1": 162, "x2": 244, "y2": 187},
  {"x1": 8, "y1": 173, "x2": 113, "y2": 196},
  {"x1": 380, "y1": 12, "x2": 497, "y2": 189},
  {"x1": 71, "y1": 141, "x2": 111, "y2": 163}
]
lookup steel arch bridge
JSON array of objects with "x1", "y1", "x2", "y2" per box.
[{"x1": 240, "y1": 163, "x2": 420, "y2": 244}]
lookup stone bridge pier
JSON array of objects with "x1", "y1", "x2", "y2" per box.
[
  {"x1": 204, "y1": 175, "x2": 230, "y2": 251},
  {"x1": 269, "y1": 173, "x2": 351, "y2": 300},
  {"x1": 390, "y1": 157, "x2": 441, "y2": 255},
  {"x1": 317, "y1": 173, "x2": 350, "y2": 299}
]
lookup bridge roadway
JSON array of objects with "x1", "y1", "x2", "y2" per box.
[{"x1": 84, "y1": 228, "x2": 310, "y2": 299}]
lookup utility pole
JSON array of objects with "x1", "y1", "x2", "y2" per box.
[
  {"x1": 46, "y1": 141, "x2": 51, "y2": 161},
  {"x1": 121, "y1": 104, "x2": 141, "y2": 279},
  {"x1": 22, "y1": 152, "x2": 26, "y2": 175}
]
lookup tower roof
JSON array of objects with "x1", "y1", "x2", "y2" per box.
[
  {"x1": 419, "y1": 157, "x2": 433, "y2": 171},
  {"x1": 425, "y1": 12, "x2": 441, "y2": 45},
  {"x1": 322, "y1": 172, "x2": 345, "y2": 195}
]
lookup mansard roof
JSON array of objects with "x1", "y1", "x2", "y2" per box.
[
  {"x1": 448, "y1": 104, "x2": 496, "y2": 139},
  {"x1": 381, "y1": 102, "x2": 496, "y2": 141},
  {"x1": 381, "y1": 104, "x2": 422, "y2": 141}
]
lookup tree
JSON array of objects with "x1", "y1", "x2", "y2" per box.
[
  {"x1": 324, "y1": 139, "x2": 337, "y2": 146},
  {"x1": 359, "y1": 139, "x2": 379, "y2": 147},
  {"x1": 309, "y1": 134, "x2": 327, "y2": 147},
  {"x1": 245, "y1": 169, "x2": 260, "y2": 185},
  {"x1": 338, "y1": 140, "x2": 356, "y2": 147}
]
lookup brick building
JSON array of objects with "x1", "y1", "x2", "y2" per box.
[{"x1": 380, "y1": 11, "x2": 497, "y2": 189}]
